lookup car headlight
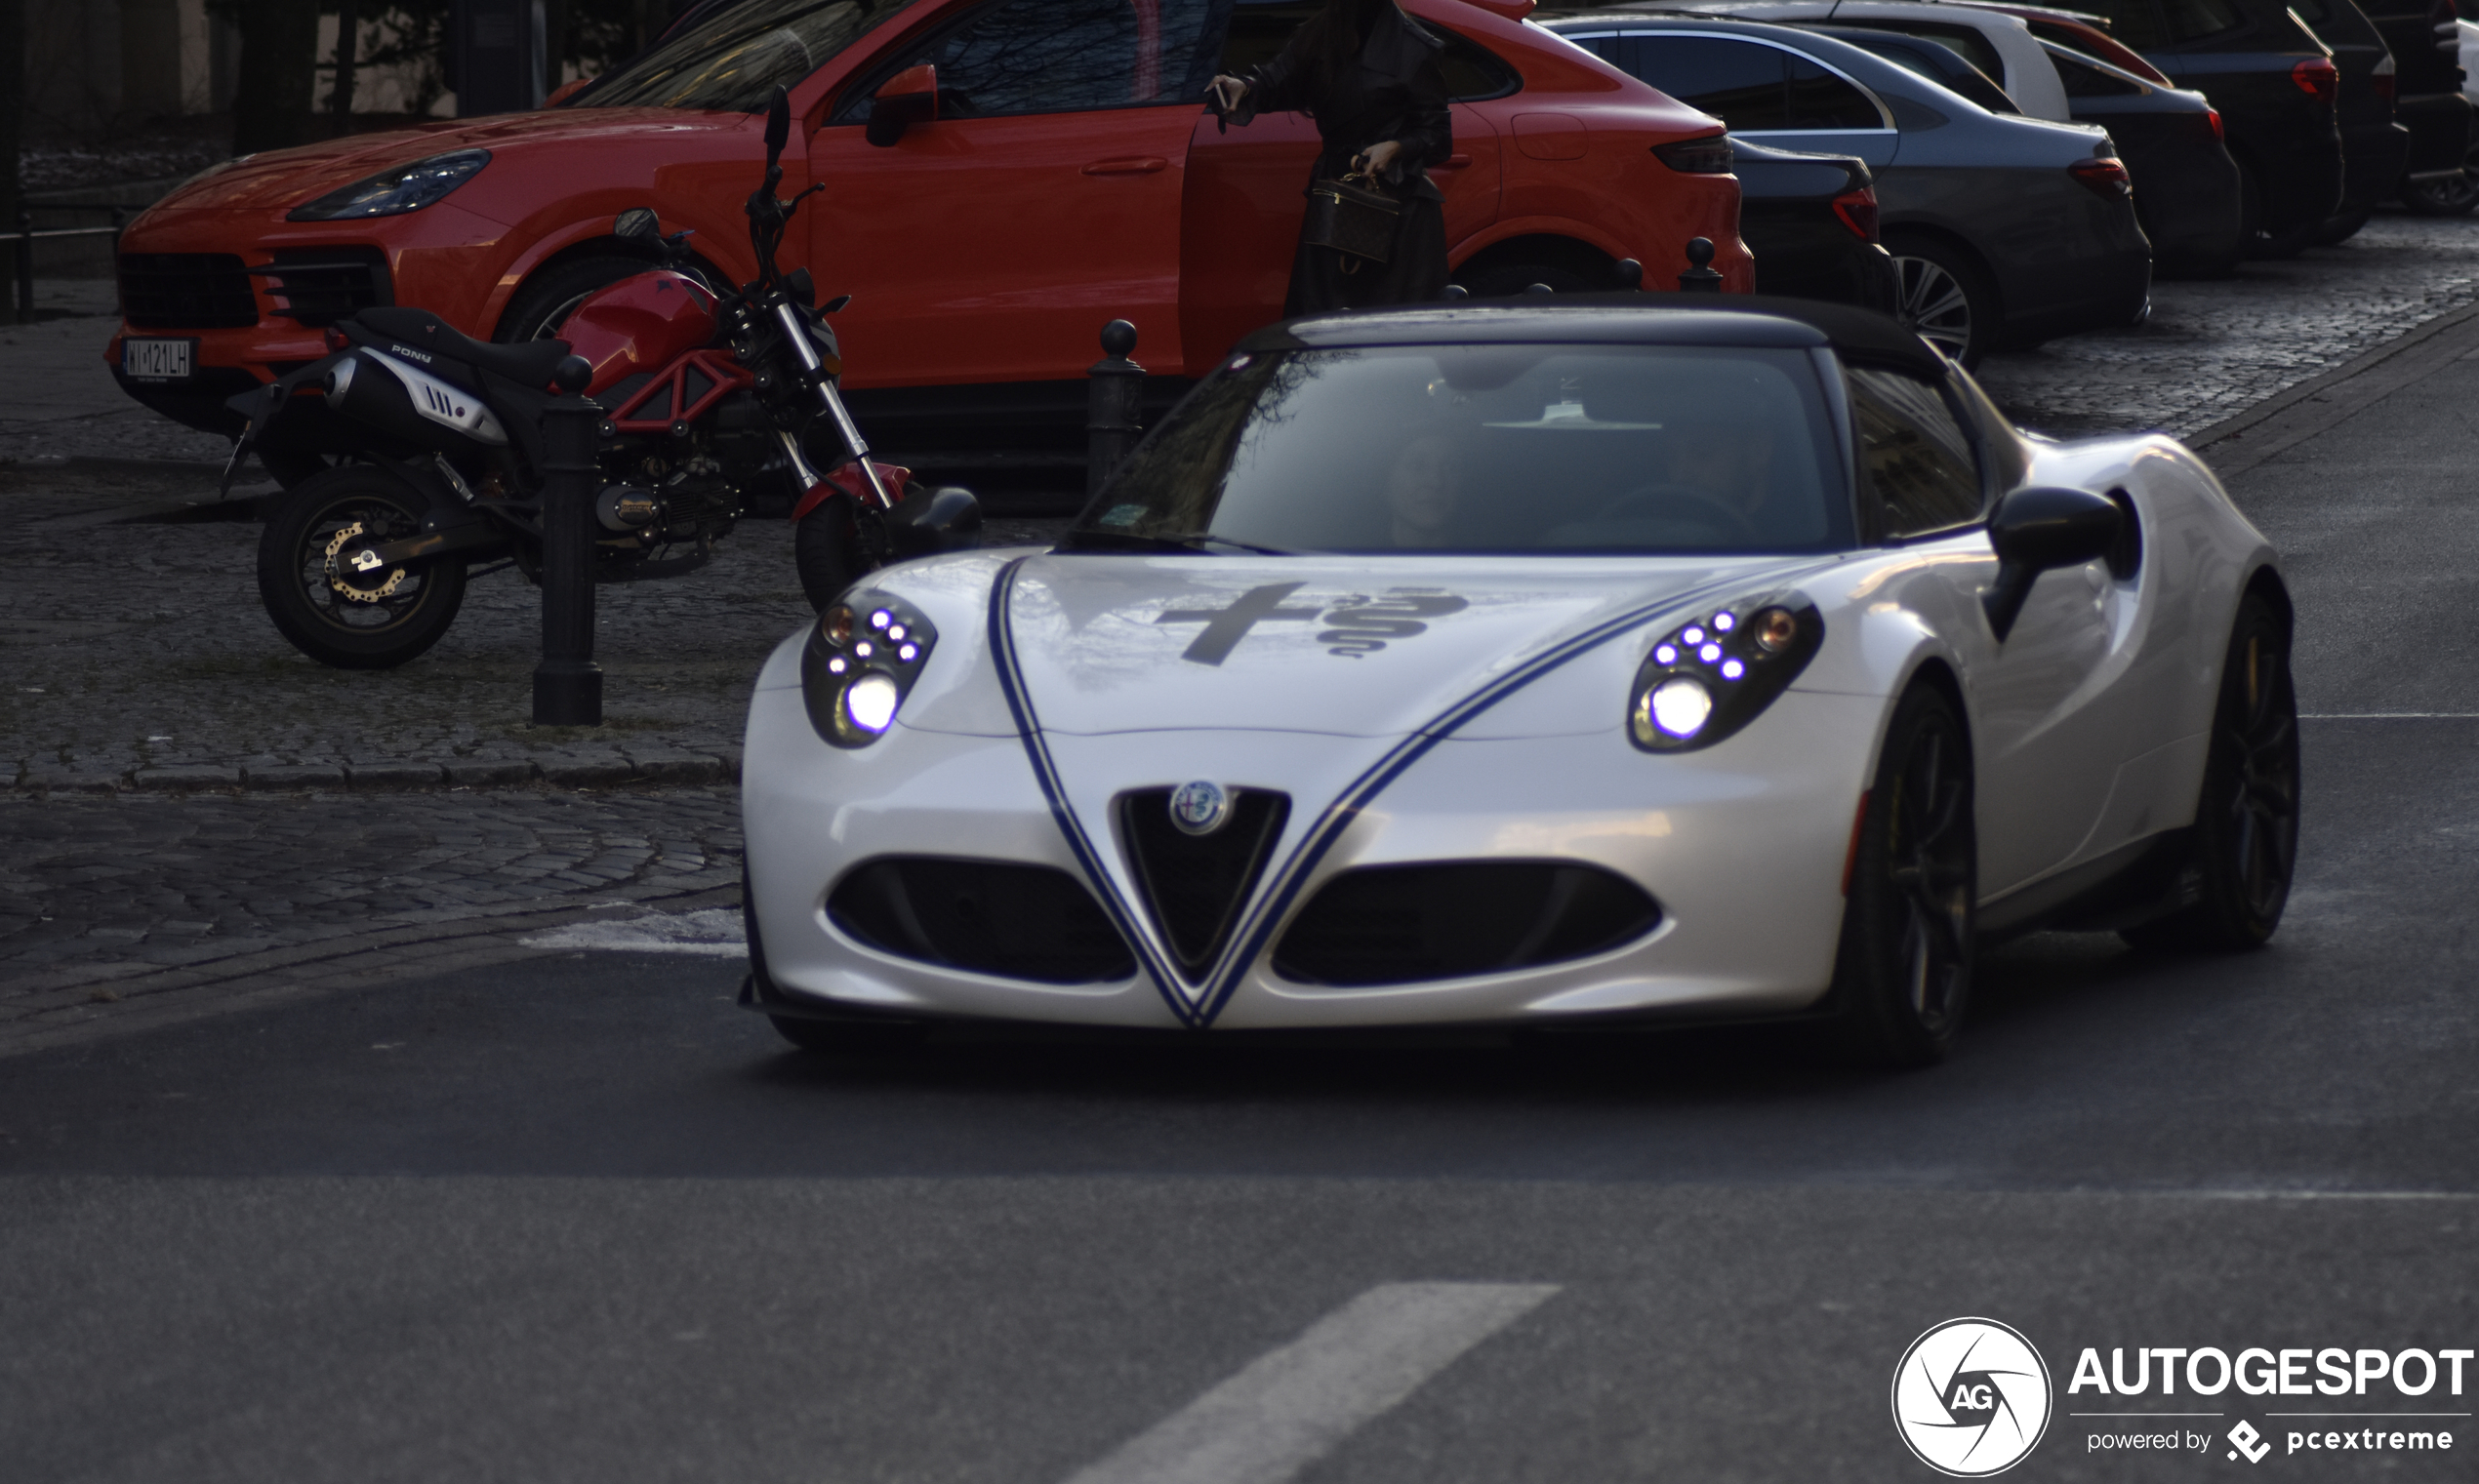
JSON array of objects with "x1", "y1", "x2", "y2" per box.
[
  {"x1": 286, "y1": 149, "x2": 491, "y2": 221},
  {"x1": 800, "y1": 593, "x2": 936, "y2": 747},
  {"x1": 1627, "y1": 594, "x2": 1823, "y2": 752}
]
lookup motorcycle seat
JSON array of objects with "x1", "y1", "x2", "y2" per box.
[{"x1": 353, "y1": 307, "x2": 575, "y2": 389}]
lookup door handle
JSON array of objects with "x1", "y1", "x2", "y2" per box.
[
  {"x1": 1082, "y1": 156, "x2": 1168, "y2": 176},
  {"x1": 1435, "y1": 153, "x2": 1474, "y2": 168}
]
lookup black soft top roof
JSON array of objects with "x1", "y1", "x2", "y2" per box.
[{"x1": 1240, "y1": 293, "x2": 1949, "y2": 378}]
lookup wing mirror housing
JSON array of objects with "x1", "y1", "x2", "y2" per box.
[
  {"x1": 868, "y1": 65, "x2": 940, "y2": 147},
  {"x1": 883, "y1": 483, "x2": 983, "y2": 559},
  {"x1": 1981, "y1": 486, "x2": 2122, "y2": 641}
]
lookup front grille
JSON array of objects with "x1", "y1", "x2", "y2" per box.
[
  {"x1": 119, "y1": 253, "x2": 256, "y2": 328},
  {"x1": 827, "y1": 857, "x2": 1135, "y2": 983},
  {"x1": 1117, "y1": 787, "x2": 1289, "y2": 979},
  {"x1": 1273, "y1": 862, "x2": 1661, "y2": 987},
  {"x1": 259, "y1": 246, "x2": 392, "y2": 326}
]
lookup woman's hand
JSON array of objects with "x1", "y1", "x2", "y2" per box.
[
  {"x1": 1355, "y1": 140, "x2": 1404, "y2": 180},
  {"x1": 1207, "y1": 75, "x2": 1249, "y2": 112}
]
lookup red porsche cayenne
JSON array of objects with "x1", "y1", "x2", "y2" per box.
[{"x1": 107, "y1": 0, "x2": 1749, "y2": 477}]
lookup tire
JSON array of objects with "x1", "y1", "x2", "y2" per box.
[
  {"x1": 255, "y1": 464, "x2": 467, "y2": 669},
  {"x1": 496, "y1": 253, "x2": 646, "y2": 342},
  {"x1": 1453, "y1": 259, "x2": 1605, "y2": 298},
  {"x1": 1828, "y1": 684, "x2": 1977, "y2": 1067},
  {"x1": 794, "y1": 494, "x2": 870, "y2": 613},
  {"x1": 1883, "y1": 235, "x2": 1998, "y2": 368},
  {"x1": 2401, "y1": 157, "x2": 2479, "y2": 217},
  {"x1": 2310, "y1": 206, "x2": 2374, "y2": 246},
  {"x1": 2122, "y1": 594, "x2": 2299, "y2": 952},
  {"x1": 2238, "y1": 163, "x2": 2320, "y2": 260}
]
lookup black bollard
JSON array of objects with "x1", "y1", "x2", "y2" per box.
[
  {"x1": 533, "y1": 355, "x2": 604, "y2": 727},
  {"x1": 1678, "y1": 237, "x2": 1725, "y2": 294},
  {"x1": 1087, "y1": 319, "x2": 1145, "y2": 499},
  {"x1": 1440, "y1": 283, "x2": 1470, "y2": 301},
  {"x1": 1523, "y1": 282, "x2": 1556, "y2": 296},
  {"x1": 1613, "y1": 259, "x2": 1645, "y2": 292}
]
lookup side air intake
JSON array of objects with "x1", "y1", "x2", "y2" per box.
[
  {"x1": 1273, "y1": 862, "x2": 1661, "y2": 987},
  {"x1": 828, "y1": 857, "x2": 1136, "y2": 983}
]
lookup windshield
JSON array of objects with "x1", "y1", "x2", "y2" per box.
[
  {"x1": 576, "y1": 0, "x2": 925, "y2": 111},
  {"x1": 1071, "y1": 344, "x2": 1852, "y2": 556}
]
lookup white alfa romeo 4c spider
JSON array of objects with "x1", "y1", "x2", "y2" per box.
[{"x1": 737, "y1": 297, "x2": 2298, "y2": 1065}]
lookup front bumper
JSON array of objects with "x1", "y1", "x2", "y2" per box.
[{"x1": 741, "y1": 669, "x2": 1884, "y2": 1032}]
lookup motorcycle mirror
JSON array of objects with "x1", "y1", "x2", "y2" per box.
[
  {"x1": 613, "y1": 207, "x2": 660, "y2": 240},
  {"x1": 763, "y1": 86, "x2": 792, "y2": 166},
  {"x1": 884, "y1": 485, "x2": 984, "y2": 558},
  {"x1": 821, "y1": 294, "x2": 851, "y2": 314}
]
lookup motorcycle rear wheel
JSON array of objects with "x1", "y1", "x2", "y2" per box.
[
  {"x1": 257, "y1": 465, "x2": 467, "y2": 669},
  {"x1": 794, "y1": 495, "x2": 869, "y2": 613}
]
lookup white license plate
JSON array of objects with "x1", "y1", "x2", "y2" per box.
[{"x1": 123, "y1": 338, "x2": 194, "y2": 381}]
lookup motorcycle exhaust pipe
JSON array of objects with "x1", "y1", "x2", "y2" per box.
[{"x1": 323, "y1": 348, "x2": 510, "y2": 457}]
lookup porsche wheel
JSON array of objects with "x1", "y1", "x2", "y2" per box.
[
  {"x1": 497, "y1": 254, "x2": 644, "y2": 342},
  {"x1": 256, "y1": 465, "x2": 466, "y2": 669},
  {"x1": 1830, "y1": 685, "x2": 1977, "y2": 1067},
  {"x1": 2123, "y1": 594, "x2": 2298, "y2": 951}
]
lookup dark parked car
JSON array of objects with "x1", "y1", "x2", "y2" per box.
[
  {"x1": 2346, "y1": 0, "x2": 2476, "y2": 209},
  {"x1": 1730, "y1": 137, "x2": 1902, "y2": 309},
  {"x1": 2048, "y1": 0, "x2": 2346, "y2": 255},
  {"x1": 2288, "y1": 0, "x2": 2414, "y2": 240},
  {"x1": 1542, "y1": 13, "x2": 2152, "y2": 364},
  {"x1": 2041, "y1": 39, "x2": 2247, "y2": 269},
  {"x1": 1801, "y1": 20, "x2": 2242, "y2": 271}
]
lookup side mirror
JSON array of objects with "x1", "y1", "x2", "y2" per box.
[
  {"x1": 883, "y1": 483, "x2": 983, "y2": 558},
  {"x1": 867, "y1": 64, "x2": 940, "y2": 147},
  {"x1": 762, "y1": 85, "x2": 792, "y2": 167},
  {"x1": 613, "y1": 207, "x2": 660, "y2": 240},
  {"x1": 1981, "y1": 486, "x2": 2122, "y2": 641}
]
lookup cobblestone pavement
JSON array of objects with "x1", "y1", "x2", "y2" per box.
[
  {"x1": 1976, "y1": 211, "x2": 2479, "y2": 438},
  {"x1": 0, "y1": 787, "x2": 746, "y2": 1053}
]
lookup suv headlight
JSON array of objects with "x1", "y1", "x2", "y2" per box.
[
  {"x1": 1627, "y1": 594, "x2": 1823, "y2": 752},
  {"x1": 287, "y1": 149, "x2": 491, "y2": 221},
  {"x1": 800, "y1": 594, "x2": 936, "y2": 747}
]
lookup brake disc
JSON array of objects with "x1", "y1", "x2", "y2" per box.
[{"x1": 322, "y1": 520, "x2": 405, "y2": 603}]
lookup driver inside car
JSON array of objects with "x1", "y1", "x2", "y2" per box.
[{"x1": 1663, "y1": 412, "x2": 1777, "y2": 527}]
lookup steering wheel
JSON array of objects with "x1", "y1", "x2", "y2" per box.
[{"x1": 1596, "y1": 482, "x2": 1764, "y2": 544}]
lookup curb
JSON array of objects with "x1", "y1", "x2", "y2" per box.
[{"x1": 7, "y1": 747, "x2": 744, "y2": 797}]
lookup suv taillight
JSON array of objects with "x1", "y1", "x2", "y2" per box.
[
  {"x1": 2291, "y1": 56, "x2": 2339, "y2": 101},
  {"x1": 1831, "y1": 184, "x2": 1880, "y2": 240},
  {"x1": 1652, "y1": 135, "x2": 1734, "y2": 173},
  {"x1": 2068, "y1": 157, "x2": 2134, "y2": 199},
  {"x1": 2204, "y1": 106, "x2": 2224, "y2": 141}
]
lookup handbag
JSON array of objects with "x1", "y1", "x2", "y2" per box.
[{"x1": 1302, "y1": 171, "x2": 1401, "y2": 268}]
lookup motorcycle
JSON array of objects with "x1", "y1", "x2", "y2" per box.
[{"x1": 225, "y1": 86, "x2": 979, "y2": 670}]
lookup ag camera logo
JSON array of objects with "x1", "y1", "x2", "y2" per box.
[{"x1": 1893, "y1": 1318, "x2": 2054, "y2": 1475}]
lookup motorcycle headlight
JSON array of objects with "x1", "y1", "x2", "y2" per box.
[
  {"x1": 800, "y1": 593, "x2": 936, "y2": 747},
  {"x1": 287, "y1": 149, "x2": 491, "y2": 221},
  {"x1": 1627, "y1": 594, "x2": 1823, "y2": 752}
]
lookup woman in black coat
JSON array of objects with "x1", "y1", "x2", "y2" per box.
[{"x1": 1207, "y1": 0, "x2": 1454, "y2": 314}]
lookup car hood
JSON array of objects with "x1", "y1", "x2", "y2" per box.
[
  {"x1": 146, "y1": 107, "x2": 746, "y2": 215},
  {"x1": 978, "y1": 552, "x2": 1829, "y2": 740}
]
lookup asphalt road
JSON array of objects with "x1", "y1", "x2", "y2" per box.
[{"x1": 7, "y1": 338, "x2": 2479, "y2": 1481}]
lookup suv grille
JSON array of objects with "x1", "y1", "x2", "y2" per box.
[
  {"x1": 1117, "y1": 788, "x2": 1289, "y2": 980},
  {"x1": 259, "y1": 246, "x2": 392, "y2": 326},
  {"x1": 1274, "y1": 862, "x2": 1661, "y2": 987},
  {"x1": 119, "y1": 253, "x2": 256, "y2": 328},
  {"x1": 827, "y1": 857, "x2": 1135, "y2": 983}
]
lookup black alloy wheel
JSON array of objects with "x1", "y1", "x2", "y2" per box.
[
  {"x1": 2238, "y1": 162, "x2": 2322, "y2": 259},
  {"x1": 2401, "y1": 154, "x2": 2479, "y2": 216},
  {"x1": 1883, "y1": 235, "x2": 1995, "y2": 367},
  {"x1": 2123, "y1": 593, "x2": 2299, "y2": 951},
  {"x1": 794, "y1": 493, "x2": 870, "y2": 614},
  {"x1": 255, "y1": 464, "x2": 467, "y2": 668},
  {"x1": 495, "y1": 253, "x2": 646, "y2": 342},
  {"x1": 2310, "y1": 206, "x2": 2375, "y2": 246},
  {"x1": 1830, "y1": 685, "x2": 1977, "y2": 1067}
]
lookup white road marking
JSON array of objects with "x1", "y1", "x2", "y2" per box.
[
  {"x1": 2300, "y1": 712, "x2": 2479, "y2": 719},
  {"x1": 517, "y1": 908, "x2": 746, "y2": 958},
  {"x1": 1061, "y1": 1282, "x2": 1559, "y2": 1484}
]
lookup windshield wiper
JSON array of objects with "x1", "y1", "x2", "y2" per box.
[{"x1": 1060, "y1": 530, "x2": 1301, "y2": 556}]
